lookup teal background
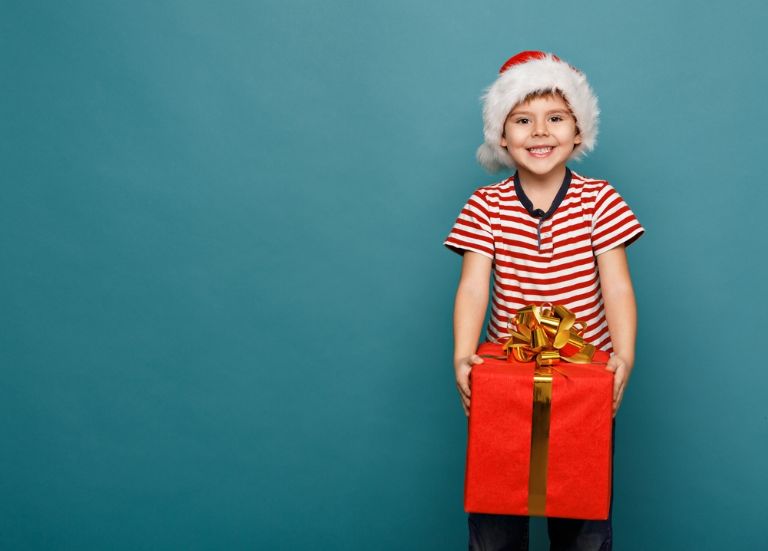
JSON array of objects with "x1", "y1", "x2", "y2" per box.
[{"x1": 2, "y1": 1, "x2": 766, "y2": 549}]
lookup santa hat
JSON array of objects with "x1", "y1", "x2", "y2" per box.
[{"x1": 476, "y1": 51, "x2": 600, "y2": 172}]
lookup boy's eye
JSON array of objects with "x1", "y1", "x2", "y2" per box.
[
  {"x1": 550, "y1": 115, "x2": 564, "y2": 122},
  {"x1": 515, "y1": 118, "x2": 529, "y2": 124}
]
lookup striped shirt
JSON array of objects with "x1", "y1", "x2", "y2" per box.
[{"x1": 443, "y1": 168, "x2": 644, "y2": 352}]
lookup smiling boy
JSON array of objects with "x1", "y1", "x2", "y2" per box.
[{"x1": 444, "y1": 51, "x2": 644, "y2": 550}]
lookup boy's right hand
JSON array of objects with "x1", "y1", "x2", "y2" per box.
[{"x1": 455, "y1": 354, "x2": 484, "y2": 417}]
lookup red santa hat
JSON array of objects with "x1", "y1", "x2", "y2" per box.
[{"x1": 476, "y1": 51, "x2": 600, "y2": 172}]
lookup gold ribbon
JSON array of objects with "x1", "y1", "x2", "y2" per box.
[
  {"x1": 478, "y1": 303, "x2": 601, "y2": 516},
  {"x1": 502, "y1": 303, "x2": 598, "y2": 367},
  {"x1": 528, "y1": 367, "x2": 552, "y2": 516}
]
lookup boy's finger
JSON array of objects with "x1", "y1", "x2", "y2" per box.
[
  {"x1": 458, "y1": 374, "x2": 472, "y2": 397},
  {"x1": 471, "y1": 354, "x2": 484, "y2": 365},
  {"x1": 457, "y1": 380, "x2": 471, "y2": 399},
  {"x1": 613, "y1": 369, "x2": 625, "y2": 394},
  {"x1": 613, "y1": 379, "x2": 623, "y2": 401},
  {"x1": 613, "y1": 387, "x2": 624, "y2": 414},
  {"x1": 459, "y1": 393, "x2": 470, "y2": 413},
  {"x1": 613, "y1": 383, "x2": 625, "y2": 404}
]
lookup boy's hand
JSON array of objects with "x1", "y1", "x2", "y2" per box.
[
  {"x1": 605, "y1": 355, "x2": 632, "y2": 417},
  {"x1": 455, "y1": 354, "x2": 484, "y2": 417}
]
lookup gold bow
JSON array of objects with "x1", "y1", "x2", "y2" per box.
[{"x1": 500, "y1": 303, "x2": 597, "y2": 366}]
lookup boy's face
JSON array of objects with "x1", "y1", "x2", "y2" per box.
[{"x1": 500, "y1": 94, "x2": 582, "y2": 179}]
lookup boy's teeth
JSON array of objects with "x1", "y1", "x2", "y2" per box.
[{"x1": 529, "y1": 147, "x2": 553, "y2": 153}]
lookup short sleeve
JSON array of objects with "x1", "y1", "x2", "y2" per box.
[
  {"x1": 443, "y1": 189, "x2": 495, "y2": 260},
  {"x1": 591, "y1": 184, "x2": 645, "y2": 256}
]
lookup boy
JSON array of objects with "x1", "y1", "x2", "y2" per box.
[{"x1": 443, "y1": 51, "x2": 644, "y2": 550}]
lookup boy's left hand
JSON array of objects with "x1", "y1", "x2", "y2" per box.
[{"x1": 605, "y1": 355, "x2": 632, "y2": 417}]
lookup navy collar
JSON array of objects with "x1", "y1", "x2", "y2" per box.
[{"x1": 514, "y1": 167, "x2": 572, "y2": 221}]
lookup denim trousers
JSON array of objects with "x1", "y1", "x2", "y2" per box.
[{"x1": 468, "y1": 420, "x2": 616, "y2": 551}]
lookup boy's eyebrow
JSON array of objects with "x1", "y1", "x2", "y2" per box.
[{"x1": 509, "y1": 108, "x2": 571, "y2": 115}]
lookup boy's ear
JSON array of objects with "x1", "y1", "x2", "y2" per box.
[
  {"x1": 573, "y1": 132, "x2": 582, "y2": 145},
  {"x1": 500, "y1": 132, "x2": 507, "y2": 147}
]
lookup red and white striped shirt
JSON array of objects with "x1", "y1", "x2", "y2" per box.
[{"x1": 444, "y1": 168, "x2": 644, "y2": 352}]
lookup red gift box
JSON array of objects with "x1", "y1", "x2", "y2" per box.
[{"x1": 464, "y1": 340, "x2": 613, "y2": 520}]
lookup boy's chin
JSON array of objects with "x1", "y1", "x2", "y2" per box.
[{"x1": 513, "y1": 159, "x2": 569, "y2": 177}]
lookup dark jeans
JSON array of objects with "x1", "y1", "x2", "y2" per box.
[{"x1": 468, "y1": 421, "x2": 615, "y2": 551}]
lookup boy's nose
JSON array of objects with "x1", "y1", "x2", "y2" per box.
[{"x1": 532, "y1": 121, "x2": 549, "y2": 136}]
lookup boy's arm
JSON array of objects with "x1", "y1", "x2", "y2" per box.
[
  {"x1": 596, "y1": 244, "x2": 637, "y2": 417},
  {"x1": 453, "y1": 251, "x2": 493, "y2": 416}
]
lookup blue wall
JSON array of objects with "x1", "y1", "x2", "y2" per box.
[{"x1": 2, "y1": 1, "x2": 766, "y2": 549}]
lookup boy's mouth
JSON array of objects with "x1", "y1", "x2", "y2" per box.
[{"x1": 527, "y1": 146, "x2": 555, "y2": 157}]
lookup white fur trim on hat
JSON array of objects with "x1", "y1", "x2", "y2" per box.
[{"x1": 476, "y1": 52, "x2": 600, "y2": 172}]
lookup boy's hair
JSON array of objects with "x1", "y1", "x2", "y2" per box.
[{"x1": 476, "y1": 52, "x2": 599, "y2": 173}]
